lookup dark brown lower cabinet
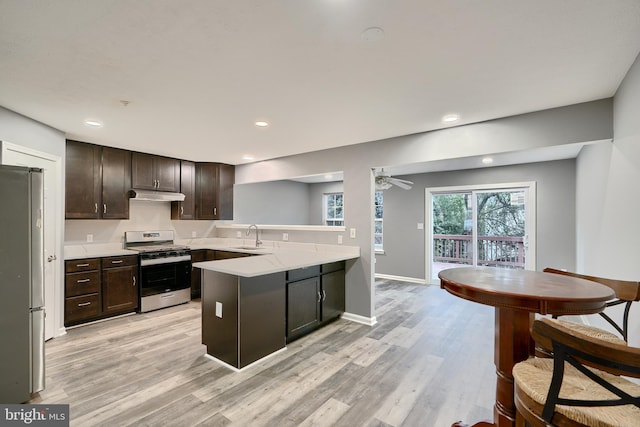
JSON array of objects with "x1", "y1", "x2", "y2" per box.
[
  {"x1": 101, "y1": 255, "x2": 138, "y2": 315},
  {"x1": 286, "y1": 262, "x2": 345, "y2": 343},
  {"x1": 64, "y1": 255, "x2": 139, "y2": 326},
  {"x1": 202, "y1": 270, "x2": 286, "y2": 369},
  {"x1": 286, "y1": 276, "x2": 321, "y2": 341}
]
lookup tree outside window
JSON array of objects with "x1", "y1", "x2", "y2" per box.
[
  {"x1": 374, "y1": 191, "x2": 383, "y2": 249},
  {"x1": 323, "y1": 192, "x2": 344, "y2": 226}
]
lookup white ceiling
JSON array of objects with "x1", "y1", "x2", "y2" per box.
[{"x1": 1, "y1": 1, "x2": 639, "y2": 167}]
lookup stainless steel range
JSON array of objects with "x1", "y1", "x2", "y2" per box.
[{"x1": 124, "y1": 230, "x2": 191, "y2": 312}]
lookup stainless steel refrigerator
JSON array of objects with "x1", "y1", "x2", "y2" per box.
[{"x1": 0, "y1": 164, "x2": 45, "y2": 403}]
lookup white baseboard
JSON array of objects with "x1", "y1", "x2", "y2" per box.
[
  {"x1": 375, "y1": 273, "x2": 427, "y2": 285},
  {"x1": 341, "y1": 312, "x2": 377, "y2": 326},
  {"x1": 203, "y1": 347, "x2": 287, "y2": 372}
]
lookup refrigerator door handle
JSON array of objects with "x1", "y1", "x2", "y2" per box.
[{"x1": 30, "y1": 170, "x2": 45, "y2": 309}]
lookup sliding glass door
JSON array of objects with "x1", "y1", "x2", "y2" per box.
[{"x1": 426, "y1": 183, "x2": 535, "y2": 283}]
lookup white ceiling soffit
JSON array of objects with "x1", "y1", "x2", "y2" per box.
[
  {"x1": 0, "y1": 2, "x2": 639, "y2": 166},
  {"x1": 382, "y1": 142, "x2": 601, "y2": 177}
]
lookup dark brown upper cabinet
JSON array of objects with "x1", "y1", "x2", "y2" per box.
[
  {"x1": 195, "y1": 162, "x2": 234, "y2": 220},
  {"x1": 65, "y1": 140, "x2": 131, "y2": 219},
  {"x1": 131, "y1": 152, "x2": 180, "y2": 193},
  {"x1": 171, "y1": 160, "x2": 196, "y2": 220}
]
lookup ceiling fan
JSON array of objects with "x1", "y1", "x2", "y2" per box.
[{"x1": 374, "y1": 169, "x2": 413, "y2": 190}]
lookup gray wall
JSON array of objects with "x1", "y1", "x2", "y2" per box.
[
  {"x1": 375, "y1": 159, "x2": 576, "y2": 281},
  {"x1": 233, "y1": 179, "x2": 344, "y2": 226},
  {"x1": 575, "y1": 51, "x2": 640, "y2": 346},
  {"x1": 235, "y1": 99, "x2": 613, "y2": 321},
  {"x1": 234, "y1": 180, "x2": 311, "y2": 224}
]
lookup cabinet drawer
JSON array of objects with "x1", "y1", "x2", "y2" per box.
[
  {"x1": 321, "y1": 261, "x2": 345, "y2": 274},
  {"x1": 65, "y1": 271, "x2": 100, "y2": 297},
  {"x1": 65, "y1": 294, "x2": 100, "y2": 324},
  {"x1": 287, "y1": 265, "x2": 320, "y2": 283},
  {"x1": 102, "y1": 255, "x2": 138, "y2": 269},
  {"x1": 65, "y1": 258, "x2": 100, "y2": 273}
]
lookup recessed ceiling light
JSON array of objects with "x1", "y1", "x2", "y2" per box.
[
  {"x1": 84, "y1": 119, "x2": 103, "y2": 127},
  {"x1": 255, "y1": 121, "x2": 269, "y2": 127},
  {"x1": 242, "y1": 155, "x2": 255, "y2": 161},
  {"x1": 482, "y1": 157, "x2": 494, "y2": 164},
  {"x1": 442, "y1": 114, "x2": 460, "y2": 124}
]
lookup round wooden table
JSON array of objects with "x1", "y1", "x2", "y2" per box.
[{"x1": 438, "y1": 267, "x2": 615, "y2": 427}]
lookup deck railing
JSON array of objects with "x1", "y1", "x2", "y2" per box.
[{"x1": 433, "y1": 234, "x2": 525, "y2": 268}]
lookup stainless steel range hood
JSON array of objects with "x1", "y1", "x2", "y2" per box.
[{"x1": 128, "y1": 189, "x2": 185, "y2": 202}]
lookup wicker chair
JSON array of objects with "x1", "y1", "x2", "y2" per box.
[
  {"x1": 543, "y1": 268, "x2": 640, "y2": 344},
  {"x1": 513, "y1": 318, "x2": 640, "y2": 426}
]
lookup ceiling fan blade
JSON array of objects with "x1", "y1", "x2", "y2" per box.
[
  {"x1": 390, "y1": 180, "x2": 412, "y2": 190},
  {"x1": 387, "y1": 177, "x2": 413, "y2": 185}
]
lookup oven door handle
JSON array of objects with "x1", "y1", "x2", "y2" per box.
[{"x1": 139, "y1": 255, "x2": 192, "y2": 266}]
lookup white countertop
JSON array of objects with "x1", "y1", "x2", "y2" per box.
[{"x1": 65, "y1": 238, "x2": 360, "y2": 276}]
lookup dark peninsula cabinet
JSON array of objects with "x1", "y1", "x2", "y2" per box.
[
  {"x1": 131, "y1": 152, "x2": 180, "y2": 192},
  {"x1": 286, "y1": 262, "x2": 345, "y2": 343},
  {"x1": 65, "y1": 140, "x2": 131, "y2": 219},
  {"x1": 195, "y1": 162, "x2": 234, "y2": 220}
]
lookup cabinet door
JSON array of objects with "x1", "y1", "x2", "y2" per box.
[
  {"x1": 102, "y1": 264, "x2": 138, "y2": 314},
  {"x1": 190, "y1": 249, "x2": 207, "y2": 299},
  {"x1": 195, "y1": 162, "x2": 218, "y2": 219},
  {"x1": 131, "y1": 152, "x2": 156, "y2": 190},
  {"x1": 321, "y1": 270, "x2": 345, "y2": 322},
  {"x1": 101, "y1": 147, "x2": 131, "y2": 219},
  {"x1": 217, "y1": 163, "x2": 235, "y2": 220},
  {"x1": 171, "y1": 160, "x2": 196, "y2": 220},
  {"x1": 65, "y1": 140, "x2": 101, "y2": 219},
  {"x1": 286, "y1": 277, "x2": 320, "y2": 341},
  {"x1": 154, "y1": 156, "x2": 180, "y2": 192}
]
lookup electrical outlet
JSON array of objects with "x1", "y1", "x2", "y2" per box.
[
  {"x1": 215, "y1": 302, "x2": 223, "y2": 318},
  {"x1": 86, "y1": 234, "x2": 93, "y2": 243},
  {"x1": 350, "y1": 228, "x2": 356, "y2": 238},
  {"x1": 338, "y1": 235, "x2": 343, "y2": 244},
  {"x1": 191, "y1": 231, "x2": 197, "y2": 238},
  {"x1": 417, "y1": 223, "x2": 424, "y2": 230},
  {"x1": 236, "y1": 231, "x2": 242, "y2": 238},
  {"x1": 283, "y1": 233, "x2": 289, "y2": 241}
]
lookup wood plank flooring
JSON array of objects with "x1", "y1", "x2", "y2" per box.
[{"x1": 31, "y1": 280, "x2": 496, "y2": 426}]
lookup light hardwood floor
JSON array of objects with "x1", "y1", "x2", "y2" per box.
[{"x1": 31, "y1": 280, "x2": 496, "y2": 426}]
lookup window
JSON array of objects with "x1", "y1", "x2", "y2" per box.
[
  {"x1": 323, "y1": 192, "x2": 344, "y2": 226},
  {"x1": 374, "y1": 191, "x2": 383, "y2": 250}
]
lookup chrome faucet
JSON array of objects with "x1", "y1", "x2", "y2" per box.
[{"x1": 246, "y1": 224, "x2": 262, "y2": 247}]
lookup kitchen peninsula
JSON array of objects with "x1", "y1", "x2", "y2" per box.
[{"x1": 192, "y1": 242, "x2": 360, "y2": 370}]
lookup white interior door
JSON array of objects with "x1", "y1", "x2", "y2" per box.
[{"x1": 1, "y1": 143, "x2": 60, "y2": 340}]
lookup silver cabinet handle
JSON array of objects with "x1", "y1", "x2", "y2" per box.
[
  {"x1": 77, "y1": 302, "x2": 91, "y2": 307},
  {"x1": 317, "y1": 291, "x2": 322, "y2": 302},
  {"x1": 76, "y1": 278, "x2": 91, "y2": 283},
  {"x1": 133, "y1": 276, "x2": 136, "y2": 287},
  {"x1": 111, "y1": 260, "x2": 123, "y2": 264},
  {"x1": 181, "y1": 206, "x2": 184, "y2": 215},
  {"x1": 94, "y1": 203, "x2": 98, "y2": 213},
  {"x1": 322, "y1": 290, "x2": 326, "y2": 302},
  {"x1": 76, "y1": 263, "x2": 89, "y2": 267},
  {"x1": 213, "y1": 207, "x2": 217, "y2": 216},
  {"x1": 103, "y1": 204, "x2": 107, "y2": 214}
]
